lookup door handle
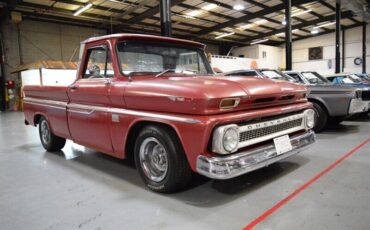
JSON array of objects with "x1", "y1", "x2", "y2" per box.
[{"x1": 70, "y1": 85, "x2": 79, "y2": 90}]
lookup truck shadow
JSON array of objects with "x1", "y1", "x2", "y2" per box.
[
  {"x1": 44, "y1": 145, "x2": 309, "y2": 208},
  {"x1": 346, "y1": 113, "x2": 370, "y2": 122}
]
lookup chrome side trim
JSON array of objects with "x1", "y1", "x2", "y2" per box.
[
  {"x1": 197, "y1": 131, "x2": 316, "y2": 180},
  {"x1": 24, "y1": 97, "x2": 201, "y2": 124},
  {"x1": 23, "y1": 97, "x2": 67, "y2": 110}
]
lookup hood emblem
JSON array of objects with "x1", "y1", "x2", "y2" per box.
[{"x1": 168, "y1": 96, "x2": 185, "y2": 102}]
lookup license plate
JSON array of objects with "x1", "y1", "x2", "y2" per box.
[{"x1": 273, "y1": 135, "x2": 292, "y2": 155}]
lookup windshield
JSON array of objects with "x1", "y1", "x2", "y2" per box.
[
  {"x1": 348, "y1": 74, "x2": 363, "y2": 83},
  {"x1": 116, "y1": 41, "x2": 212, "y2": 76},
  {"x1": 302, "y1": 72, "x2": 328, "y2": 84},
  {"x1": 261, "y1": 70, "x2": 296, "y2": 82}
]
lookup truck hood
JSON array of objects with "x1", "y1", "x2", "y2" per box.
[{"x1": 123, "y1": 75, "x2": 308, "y2": 115}]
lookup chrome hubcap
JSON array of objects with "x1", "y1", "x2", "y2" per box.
[
  {"x1": 139, "y1": 137, "x2": 168, "y2": 182},
  {"x1": 40, "y1": 120, "x2": 50, "y2": 144}
]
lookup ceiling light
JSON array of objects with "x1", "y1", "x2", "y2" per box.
[
  {"x1": 250, "y1": 38, "x2": 269, "y2": 45},
  {"x1": 239, "y1": 24, "x2": 254, "y2": 30},
  {"x1": 292, "y1": 9, "x2": 312, "y2": 17},
  {"x1": 202, "y1": 3, "x2": 218, "y2": 11},
  {"x1": 186, "y1": 10, "x2": 201, "y2": 17},
  {"x1": 311, "y1": 29, "x2": 319, "y2": 34},
  {"x1": 255, "y1": 19, "x2": 267, "y2": 24},
  {"x1": 73, "y1": 3, "x2": 93, "y2": 16},
  {"x1": 314, "y1": 21, "x2": 336, "y2": 29},
  {"x1": 275, "y1": 29, "x2": 299, "y2": 36},
  {"x1": 233, "y1": 4, "x2": 245, "y2": 11},
  {"x1": 109, "y1": 0, "x2": 125, "y2": 3},
  {"x1": 282, "y1": 20, "x2": 287, "y2": 25},
  {"x1": 215, "y1": 32, "x2": 235, "y2": 39}
]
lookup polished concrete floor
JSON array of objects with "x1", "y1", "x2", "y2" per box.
[{"x1": 0, "y1": 112, "x2": 369, "y2": 230}]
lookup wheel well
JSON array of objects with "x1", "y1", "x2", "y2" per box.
[
  {"x1": 124, "y1": 121, "x2": 181, "y2": 161},
  {"x1": 308, "y1": 99, "x2": 329, "y2": 115}
]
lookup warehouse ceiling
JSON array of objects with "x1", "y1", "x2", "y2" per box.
[{"x1": 0, "y1": 0, "x2": 367, "y2": 46}]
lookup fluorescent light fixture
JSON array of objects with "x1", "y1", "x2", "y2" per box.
[
  {"x1": 73, "y1": 3, "x2": 92, "y2": 16},
  {"x1": 255, "y1": 19, "x2": 267, "y2": 24},
  {"x1": 186, "y1": 10, "x2": 201, "y2": 17},
  {"x1": 109, "y1": 0, "x2": 125, "y2": 3},
  {"x1": 314, "y1": 21, "x2": 336, "y2": 29},
  {"x1": 292, "y1": 9, "x2": 312, "y2": 17},
  {"x1": 202, "y1": 3, "x2": 218, "y2": 11},
  {"x1": 281, "y1": 10, "x2": 312, "y2": 25},
  {"x1": 311, "y1": 29, "x2": 319, "y2": 34},
  {"x1": 250, "y1": 38, "x2": 269, "y2": 45},
  {"x1": 275, "y1": 29, "x2": 299, "y2": 36},
  {"x1": 215, "y1": 32, "x2": 235, "y2": 39},
  {"x1": 233, "y1": 4, "x2": 245, "y2": 11},
  {"x1": 239, "y1": 24, "x2": 254, "y2": 30}
]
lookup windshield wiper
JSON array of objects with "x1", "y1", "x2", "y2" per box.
[
  {"x1": 155, "y1": 68, "x2": 198, "y2": 78},
  {"x1": 155, "y1": 69, "x2": 176, "y2": 78}
]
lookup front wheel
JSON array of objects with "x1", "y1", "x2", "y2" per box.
[
  {"x1": 312, "y1": 102, "x2": 328, "y2": 133},
  {"x1": 39, "y1": 116, "x2": 66, "y2": 151},
  {"x1": 134, "y1": 125, "x2": 192, "y2": 193}
]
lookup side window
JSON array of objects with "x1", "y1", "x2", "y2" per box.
[
  {"x1": 83, "y1": 45, "x2": 114, "y2": 79},
  {"x1": 288, "y1": 73, "x2": 304, "y2": 83}
]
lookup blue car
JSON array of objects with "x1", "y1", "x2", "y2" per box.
[{"x1": 325, "y1": 73, "x2": 370, "y2": 88}]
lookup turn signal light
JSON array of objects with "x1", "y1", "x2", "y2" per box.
[{"x1": 220, "y1": 98, "x2": 240, "y2": 109}]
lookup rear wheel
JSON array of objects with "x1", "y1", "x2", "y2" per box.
[
  {"x1": 39, "y1": 116, "x2": 66, "y2": 151},
  {"x1": 134, "y1": 125, "x2": 192, "y2": 193},
  {"x1": 312, "y1": 102, "x2": 327, "y2": 133}
]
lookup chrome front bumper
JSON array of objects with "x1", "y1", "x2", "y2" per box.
[
  {"x1": 349, "y1": 99, "x2": 369, "y2": 114},
  {"x1": 196, "y1": 131, "x2": 316, "y2": 180}
]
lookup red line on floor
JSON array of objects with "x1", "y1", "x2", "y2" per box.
[{"x1": 243, "y1": 138, "x2": 370, "y2": 230}]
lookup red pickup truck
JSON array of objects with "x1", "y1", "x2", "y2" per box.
[{"x1": 23, "y1": 34, "x2": 315, "y2": 193}]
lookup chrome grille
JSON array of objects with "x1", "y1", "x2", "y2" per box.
[{"x1": 239, "y1": 118, "x2": 303, "y2": 143}]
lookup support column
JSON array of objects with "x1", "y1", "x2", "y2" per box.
[
  {"x1": 0, "y1": 24, "x2": 5, "y2": 111},
  {"x1": 363, "y1": 22, "x2": 367, "y2": 74},
  {"x1": 342, "y1": 28, "x2": 345, "y2": 72},
  {"x1": 335, "y1": 0, "x2": 341, "y2": 73},
  {"x1": 159, "y1": 0, "x2": 172, "y2": 37},
  {"x1": 285, "y1": 0, "x2": 292, "y2": 70}
]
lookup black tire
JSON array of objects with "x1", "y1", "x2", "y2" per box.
[
  {"x1": 134, "y1": 125, "x2": 192, "y2": 193},
  {"x1": 38, "y1": 116, "x2": 66, "y2": 151},
  {"x1": 312, "y1": 102, "x2": 327, "y2": 133}
]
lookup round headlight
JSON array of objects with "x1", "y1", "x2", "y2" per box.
[
  {"x1": 305, "y1": 109, "x2": 315, "y2": 129},
  {"x1": 223, "y1": 127, "x2": 239, "y2": 152}
]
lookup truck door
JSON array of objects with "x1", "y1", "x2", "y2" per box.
[{"x1": 67, "y1": 43, "x2": 114, "y2": 154}]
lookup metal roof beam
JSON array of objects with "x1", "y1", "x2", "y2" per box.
[
  {"x1": 241, "y1": 10, "x2": 353, "y2": 43},
  {"x1": 196, "y1": 0, "x2": 317, "y2": 36}
]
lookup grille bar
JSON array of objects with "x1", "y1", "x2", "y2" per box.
[{"x1": 237, "y1": 112, "x2": 306, "y2": 149}]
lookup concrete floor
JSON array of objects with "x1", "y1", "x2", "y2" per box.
[{"x1": 0, "y1": 112, "x2": 369, "y2": 230}]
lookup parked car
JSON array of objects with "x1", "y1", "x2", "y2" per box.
[
  {"x1": 23, "y1": 34, "x2": 316, "y2": 193},
  {"x1": 224, "y1": 69, "x2": 369, "y2": 132},
  {"x1": 354, "y1": 73, "x2": 370, "y2": 83},
  {"x1": 326, "y1": 73, "x2": 370, "y2": 87}
]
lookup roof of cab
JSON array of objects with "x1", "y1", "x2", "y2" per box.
[{"x1": 82, "y1": 33, "x2": 206, "y2": 49}]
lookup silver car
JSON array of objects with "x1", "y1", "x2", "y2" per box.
[{"x1": 224, "y1": 69, "x2": 369, "y2": 132}]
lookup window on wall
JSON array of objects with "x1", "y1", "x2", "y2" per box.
[
  {"x1": 83, "y1": 45, "x2": 114, "y2": 79},
  {"x1": 308, "y1": 47, "x2": 323, "y2": 60}
]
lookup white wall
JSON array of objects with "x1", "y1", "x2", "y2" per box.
[
  {"x1": 291, "y1": 25, "x2": 370, "y2": 75},
  {"x1": 231, "y1": 44, "x2": 284, "y2": 69}
]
